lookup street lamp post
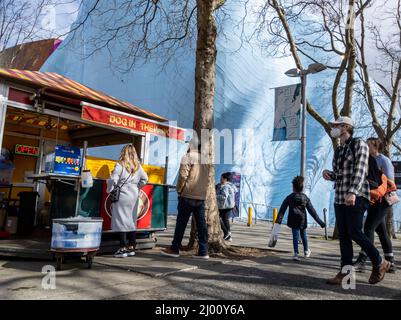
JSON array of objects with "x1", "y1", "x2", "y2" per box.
[
  {"x1": 300, "y1": 72, "x2": 307, "y2": 178},
  {"x1": 285, "y1": 63, "x2": 327, "y2": 178}
]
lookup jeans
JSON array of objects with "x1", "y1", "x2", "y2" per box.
[
  {"x1": 363, "y1": 201, "x2": 393, "y2": 255},
  {"x1": 219, "y1": 209, "x2": 232, "y2": 237},
  {"x1": 292, "y1": 228, "x2": 308, "y2": 255},
  {"x1": 335, "y1": 197, "x2": 382, "y2": 268},
  {"x1": 119, "y1": 231, "x2": 136, "y2": 248},
  {"x1": 171, "y1": 197, "x2": 208, "y2": 256}
]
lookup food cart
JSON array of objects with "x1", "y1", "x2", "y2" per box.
[{"x1": 0, "y1": 68, "x2": 185, "y2": 255}]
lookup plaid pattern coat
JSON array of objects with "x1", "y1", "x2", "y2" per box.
[{"x1": 333, "y1": 137, "x2": 370, "y2": 204}]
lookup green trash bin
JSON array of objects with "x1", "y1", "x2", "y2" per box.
[{"x1": 17, "y1": 192, "x2": 39, "y2": 236}]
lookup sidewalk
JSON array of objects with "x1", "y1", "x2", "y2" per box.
[{"x1": 0, "y1": 217, "x2": 400, "y2": 300}]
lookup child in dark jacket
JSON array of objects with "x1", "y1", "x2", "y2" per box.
[{"x1": 276, "y1": 176, "x2": 326, "y2": 261}]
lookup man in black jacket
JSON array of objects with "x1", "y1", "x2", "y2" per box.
[{"x1": 276, "y1": 176, "x2": 326, "y2": 261}]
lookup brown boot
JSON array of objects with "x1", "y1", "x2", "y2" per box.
[
  {"x1": 326, "y1": 272, "x2": 347, "y2": 285},
  {"x1": 161, "y1": 247, "x2": 180, "y2": 258},
  {"x1": 369, "y1": 260, "x2": 391, "y2": 284}
]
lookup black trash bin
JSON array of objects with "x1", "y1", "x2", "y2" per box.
[{"x1": 17, "y1": 192, "x2": 39, "y2": 236}]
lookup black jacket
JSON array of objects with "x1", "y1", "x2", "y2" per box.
[{"x1": 276, "y1": 192, "x2": 325, "y2": 230}]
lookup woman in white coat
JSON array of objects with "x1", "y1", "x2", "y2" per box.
[{"x1": 107, "y1": 145, "x2": 148, "y2": 258}]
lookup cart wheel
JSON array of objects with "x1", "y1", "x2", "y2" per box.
[
  {"x1": 56, "y1": 257, "x2": 63, "y2": 271},
  {"x1": 86, "y1": 256, "x2": 93, "y2": 269}
]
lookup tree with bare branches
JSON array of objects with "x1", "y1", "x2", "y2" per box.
[
  {"x1": 67, "y1": 0, "x2": 228, "y2": 252},
  {"x1": 355, "y1": 0, "x2": 401, "y2": 237},
  {"x1": 0, "y1": 0, "x2": 64, "y2": 67},
  {"x1": 252, "y1": 0, "x2": 400, "y2": 238}
]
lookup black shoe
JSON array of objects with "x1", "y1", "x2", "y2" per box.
[
  {"x1": 224, "y1": 232, "x2": 232, "y2": 240},
  {"x1": 389, "y1": 262, "x2": 397, "y2": 273},
  {"x1": 385, "y1": 257, "x2": 397, "y2": 273},
  {"x1": 354, "y1": 253, "x2": 367, "y2": 273}
]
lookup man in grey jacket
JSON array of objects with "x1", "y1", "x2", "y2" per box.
[{"x1": 161, "y1": 141, "x2": 210, "y2": 259}]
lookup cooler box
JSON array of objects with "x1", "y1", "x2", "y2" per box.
[{"x1": 51, "y1": 217, "x2": 103, "y2": 249}]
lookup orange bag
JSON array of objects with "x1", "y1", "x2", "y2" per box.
[{"x1": 370, "y1": 174, "x2": 388, "y2": 205}]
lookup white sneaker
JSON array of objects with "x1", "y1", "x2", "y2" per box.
[
  {"x1": 114, "y1": 249, "x2": 128, "y2": 258},
  {"x1": 192, "y1": 254, "x2": 210, "y2": 260},
  {"x1": 304, "y1": 250, "x2": 311, "y2": 258},
  {"x1": 127, "y1": 250, "x2": 136, "y2": 257},
  {"x1": 292, "y1": 254, "x2": 300, "y2": 261},
  {"x1": 225, "y1": 236, "x2": 233, "y2": 242}
]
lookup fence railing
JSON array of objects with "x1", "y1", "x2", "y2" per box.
[{"x1": 169, "y1": 192, "x2": 401, "y2": 234}]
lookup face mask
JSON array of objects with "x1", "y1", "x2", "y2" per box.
[{"x1": 330, "y1": 128, "x2": 342, "y2": 138}]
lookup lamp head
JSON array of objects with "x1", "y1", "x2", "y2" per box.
[
  {"x1": 284, "y1": 68, "x2": 300, "y2": 77},
  {"x1": 306, "y1": 63, "x2": 327, "y2": 74}
]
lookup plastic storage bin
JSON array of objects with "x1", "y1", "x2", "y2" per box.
[{"x1": 51, "y1": 217, "x2": 103, "y2": 249}]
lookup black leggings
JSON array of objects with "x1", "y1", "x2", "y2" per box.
[
  {"x1": 119, "y1": 231, "x2": 137, "y2": 248},
  {"x1": 219, "y1": 209, "x2": 232, "y2": 237},
  {"x1": 364, "y1": 202, "x2": 393, "y2": 255}
]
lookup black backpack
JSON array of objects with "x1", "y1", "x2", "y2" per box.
[{"x1": 336, "y1": 138, "x2": 382, "y2": 190}]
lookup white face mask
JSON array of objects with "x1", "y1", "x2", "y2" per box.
[{"x1": 330, "y1": 127, "x2": 342, "y2": 138}]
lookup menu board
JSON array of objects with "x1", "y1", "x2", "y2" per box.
[{"x1": 53, "y1": 146, "x2": 82, "y2": 176}]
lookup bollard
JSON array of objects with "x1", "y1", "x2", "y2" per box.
[
  {"x1": 273, "y1": 208, "x2": 278, "y2": 224},
  {"x1": 247, "y1": 207, "x2": 252, "y2": 227},
  {"x1": 323, "y1": 208, "x2": 328, "y2": 240}
]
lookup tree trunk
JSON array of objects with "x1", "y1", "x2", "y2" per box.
[
  {"x1": 341, "y1": 0, "x2": 356, "y2": 116},
  {"x1": 186, "y1": 0, "x2": 226, "y2": 253}
]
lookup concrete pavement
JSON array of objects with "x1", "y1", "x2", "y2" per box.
[{"x1": 0, "y1": 217, "x2": 400, "y2": 300}]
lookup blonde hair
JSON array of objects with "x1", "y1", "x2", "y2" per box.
[{"x1": 119, "y1": 144, "x2": 140, "y2": 173}]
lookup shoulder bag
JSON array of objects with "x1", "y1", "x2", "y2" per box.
[
  {"x1": 110, "y1": 171, "x2": 133, "y2": 203},
  {"x1": 384, "y1": 191, "x2": 400, "y2": 206}
]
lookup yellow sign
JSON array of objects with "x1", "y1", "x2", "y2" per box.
[{"x1": 85, "y1": 156, "x2": 165, "y2": 184}]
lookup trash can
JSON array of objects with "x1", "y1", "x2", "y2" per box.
[{"x1": 17, "y1": 192, "x2": 39, "y2": 236}]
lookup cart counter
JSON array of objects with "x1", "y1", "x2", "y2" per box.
[{"x1": 28, "y1": 174, "x2": 169, "y2": 232}]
